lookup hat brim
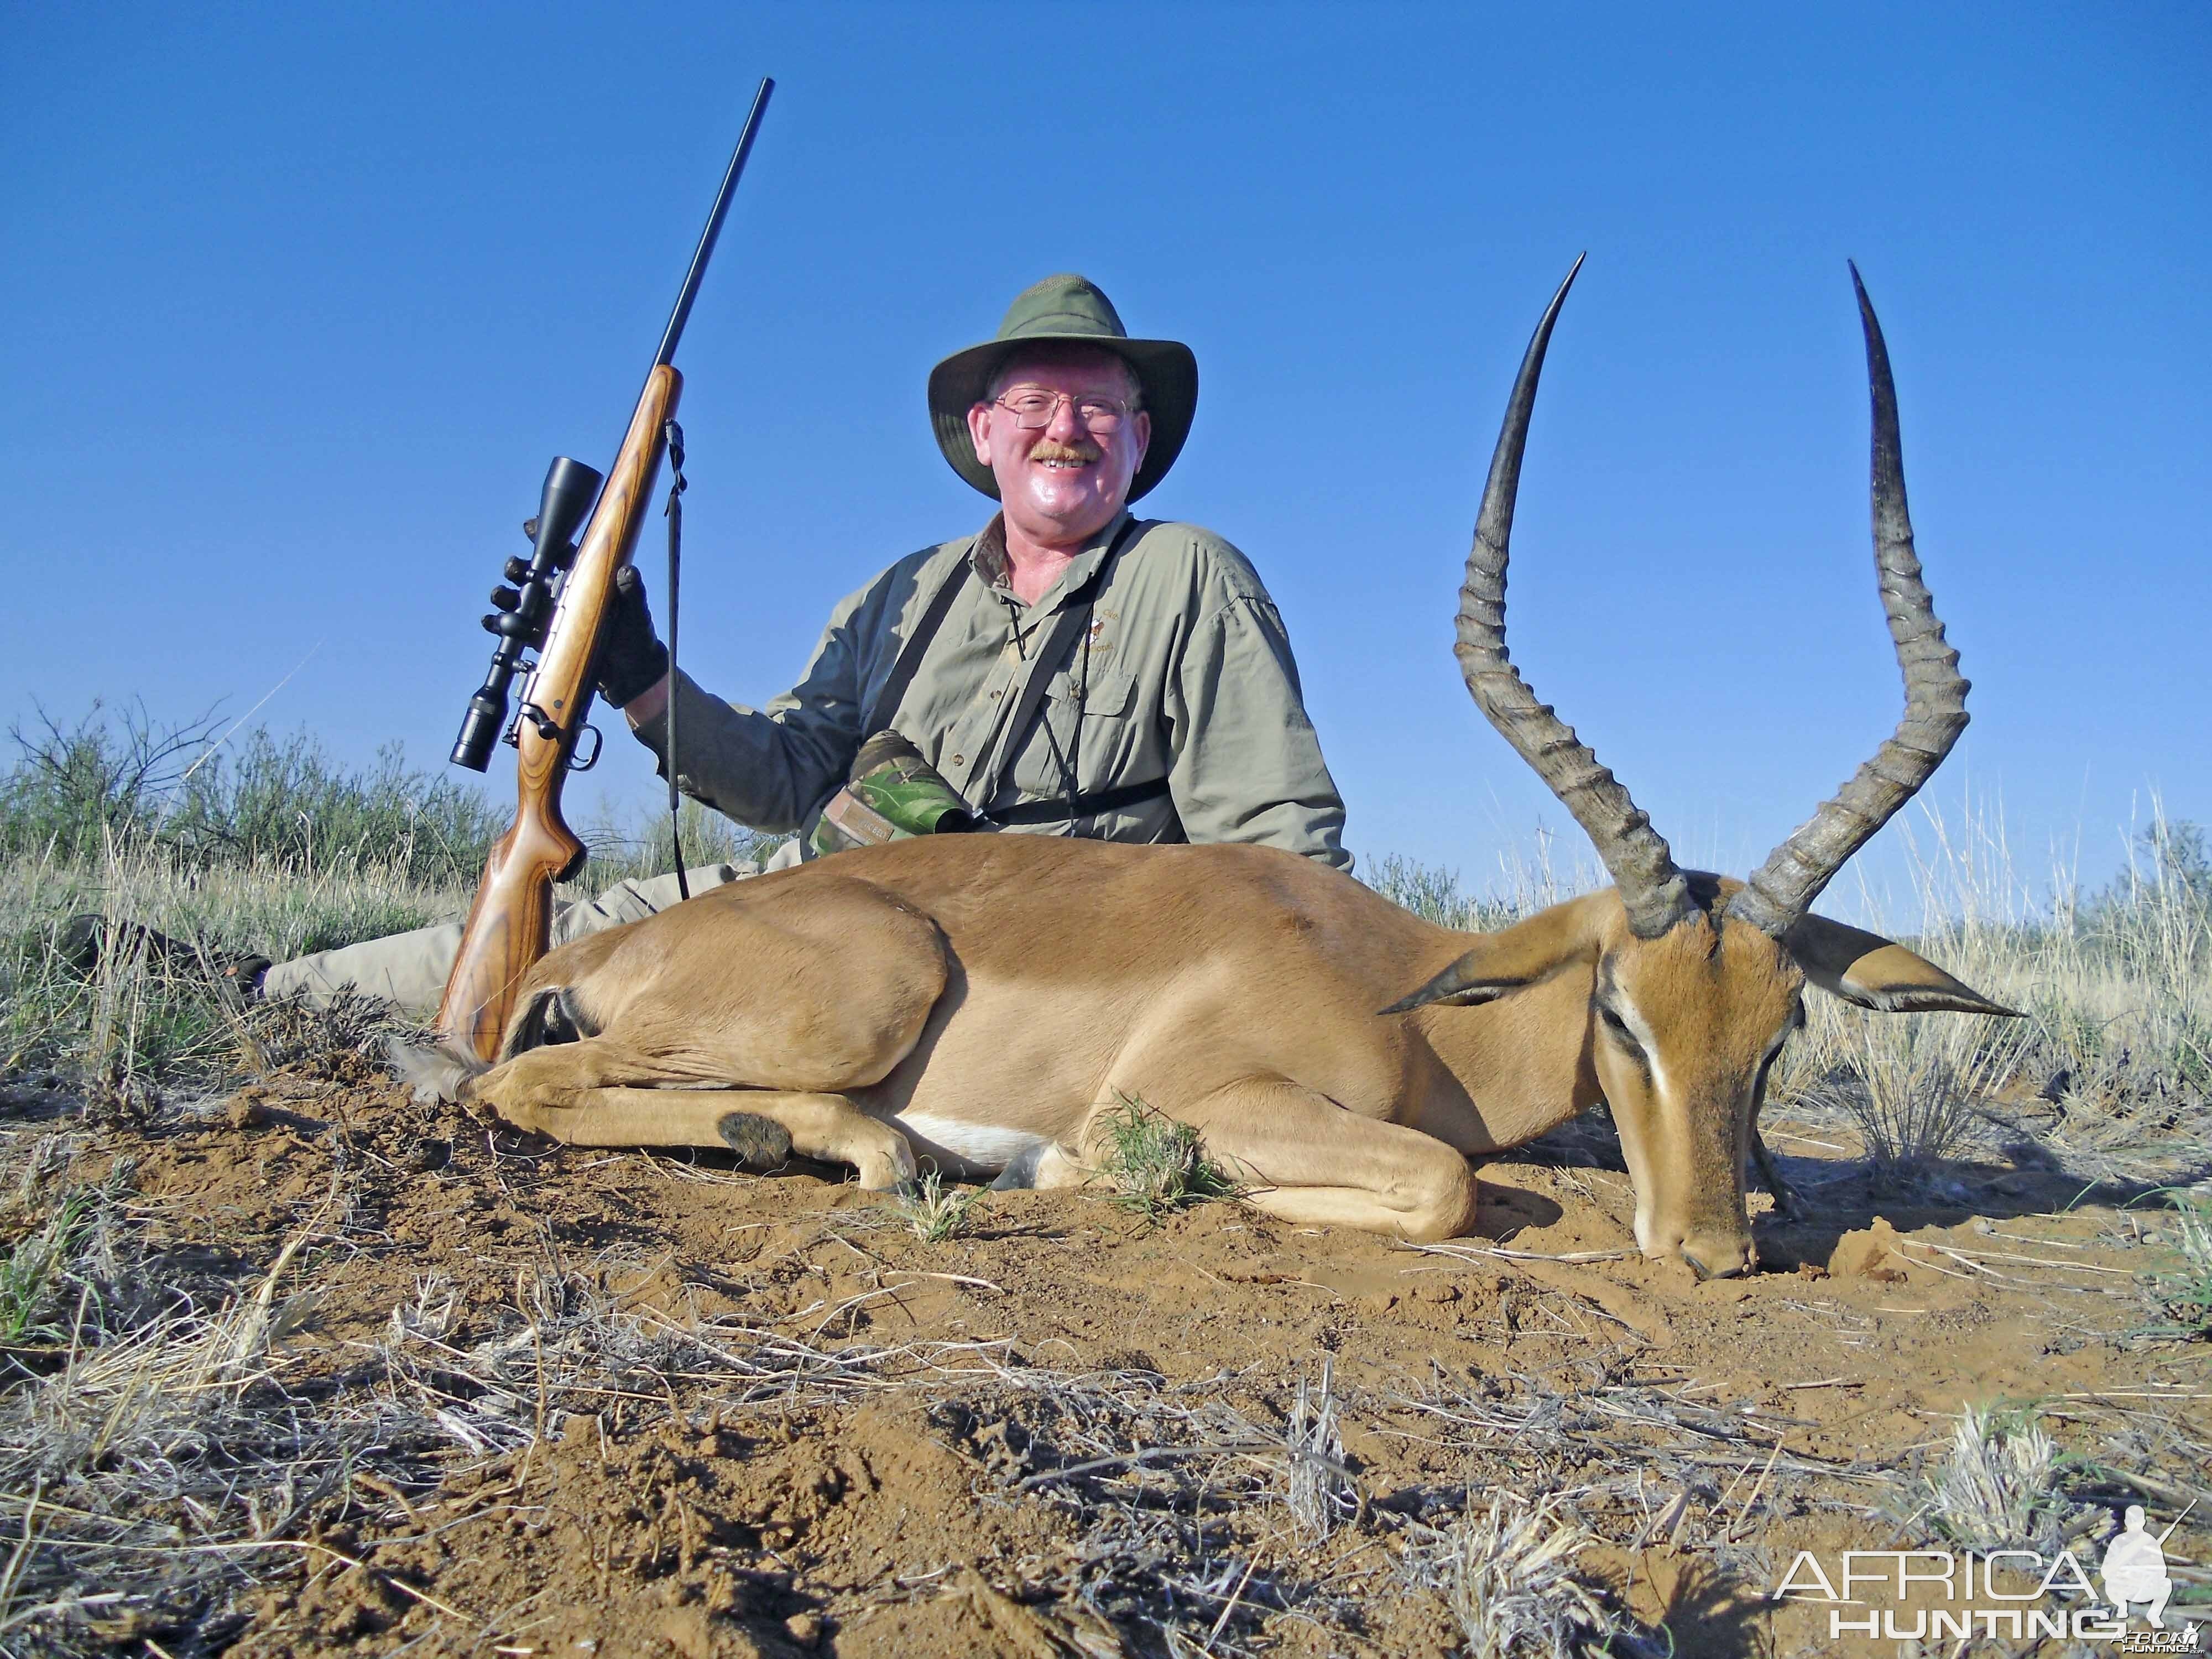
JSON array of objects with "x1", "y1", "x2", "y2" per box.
[{"x1": 927, "y1": 335, "x2": 1197, "y2": 504}]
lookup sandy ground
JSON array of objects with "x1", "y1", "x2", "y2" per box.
[{"x1": 13, "y1": 1066, "x2": 2209, "y2": 1659}]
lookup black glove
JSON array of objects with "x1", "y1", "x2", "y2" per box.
[{"x1": 597, "y1": 564, "x2": 671, "y2": 708}]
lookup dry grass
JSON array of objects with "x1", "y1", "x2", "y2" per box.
[
  {"x1": 1282, "y1": 1359, "x2": 1357, "y2": 1546},
  {"x1": 0, "y1": 1169, "x2": 430, "y2": 1648},
  {"x1": 1766, "y1": 800, "x2": 2208, "y2": 1189},
  {"x1": 1401, "y1": 1492, "x2": 1617, "y2": 1659},
  {"x1": 1901, "y1": 1405, "x2": 2081, "y2": 1555},
  {"x1": 0, "y1": 839, "x2": 463, "y2": 1091}
]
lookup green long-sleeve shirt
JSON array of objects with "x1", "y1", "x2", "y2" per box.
[{"x1": 634, "y1": 510, "x2": 1350, "y2": 868}]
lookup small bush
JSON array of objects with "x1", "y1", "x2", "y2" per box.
[
  {"x1": 1, "y1": 702, "x2": 499, "y2": 889},
  {"x1": 571, "y1": 796, "x2": 788, "y2": 897},
  {"x1": 1361, "y1": 852, "x2": 1542, "y2": 933},
  {"x1": 1093, "y1": 1094, "x2": 1238, "y2": 1220}
]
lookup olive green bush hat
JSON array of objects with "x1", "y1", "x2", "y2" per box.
[{"x1": 928, "y1": 273, "x2": 1198, "y2": 504}]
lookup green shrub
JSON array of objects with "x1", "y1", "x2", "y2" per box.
[
  {"x1": 2, "y1": 702, "x2": 497, "y2": 888},
  {"x1": 1094, "y1": 1095, "x2": 1238, "y2": 1219}
]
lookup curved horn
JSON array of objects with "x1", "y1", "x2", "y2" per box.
[
  {"x1": 1728, "y1": 264, "x2": 1969, "y2": 936},
  {"x1": 1456, "y1": 256, "x2": 1696, "y2": 940}
]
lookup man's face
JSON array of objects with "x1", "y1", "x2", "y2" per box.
[{"x1": 966, "y1": 348, "x2": 1151, "y2": 548}]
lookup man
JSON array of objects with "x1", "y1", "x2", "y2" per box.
[{"x1": 196, "y1": 274, "x2": 1349, "y2": 1013}]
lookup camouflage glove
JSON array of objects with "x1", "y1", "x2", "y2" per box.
[
  {"x1": 811, "y1": 731, "x2": 979, "y2": 858},
  {"x1": 597, "y1": 564, "x2": 671, "y2": 708}
]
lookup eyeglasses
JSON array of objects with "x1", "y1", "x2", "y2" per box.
[{"x1": 992, "y1": 388, "x2": 1139, "y2": 432}]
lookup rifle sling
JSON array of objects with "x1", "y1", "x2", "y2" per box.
[{"x1": 664, "y1": 420, "x2": 689, "y2": 899}]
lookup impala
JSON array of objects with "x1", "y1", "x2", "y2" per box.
[{"x1": 398, "y1": 260, "x2": 2016, "y2": 1279}]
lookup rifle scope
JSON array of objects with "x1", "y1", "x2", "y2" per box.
[{"x1": 450, "y1": 455, "x2": 604, "y2": 771}]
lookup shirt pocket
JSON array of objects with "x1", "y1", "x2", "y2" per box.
[
  {"x1": 1065, "y1": 666, "x2": 1135, "y2": 719},
  {"x1": 1038, "y1": 666, "x2": 1152, "y2": 796}
]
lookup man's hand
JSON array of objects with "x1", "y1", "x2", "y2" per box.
[{"x1": 597, "y1": 564, "x2": 671, "y2": 708}]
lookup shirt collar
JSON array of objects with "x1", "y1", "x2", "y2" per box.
[{"x1": 968, "y1": 509, "x2": 1134, "y2": 613}]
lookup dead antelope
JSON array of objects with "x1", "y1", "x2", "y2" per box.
[{"x1": 399, "y1": 260, "x2": 2016, "y2": 1278}]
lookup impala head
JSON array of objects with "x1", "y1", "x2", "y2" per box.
[{"x1": 1388, "y1": 257, "x2": 2018, "y2": 1278}]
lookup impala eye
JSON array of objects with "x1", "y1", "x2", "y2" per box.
[{"x1": 1598, "y1": 1003, "x2": 1640, "y2": 1049}]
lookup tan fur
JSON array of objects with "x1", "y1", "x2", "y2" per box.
[{"x1": 445, "y1": 838, "x2": 2007, "y2": 1270}]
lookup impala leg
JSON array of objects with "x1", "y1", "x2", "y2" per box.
[
  {"x1": 467, "y1": 1035, "x2": 707, "y2": 1113},
  {"x1": 1151, "y1": 1079, "x2": 1479, "y2": 1241},
  {"x1": 497, "y1": 1086, "x2": 919, "y2": 1191},
  {"x1": 1749, "y1": 1123, "x2": 1802, "y2": 1220}
]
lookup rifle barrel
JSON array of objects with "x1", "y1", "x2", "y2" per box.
[{"x1": 654, "y1": 77, "x2": 775, "y2": 369}]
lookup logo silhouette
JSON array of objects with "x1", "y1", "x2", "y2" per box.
[{"x1": 2102, "y1": 1505, "x2": 2177, "y2": 1629}]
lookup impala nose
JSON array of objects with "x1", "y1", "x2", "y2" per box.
[{"x1": 1678, "y1": 1234, "x2": 1756, "y2": 1281}]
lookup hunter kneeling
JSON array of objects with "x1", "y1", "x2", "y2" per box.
[{"x1": 92, "y1": 274, "x2": 1348, "y2": 1014}]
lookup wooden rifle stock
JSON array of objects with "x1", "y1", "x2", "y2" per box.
[{"x1": 437, "y1": 368, "x2": 681, "y2": 1059}]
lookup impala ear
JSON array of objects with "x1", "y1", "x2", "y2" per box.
[
  {"x1": 1379, "y1": 904, "x2": 1598, "y2": 1015},
  {"x1": 1784, "y1": 915, "x2": 2022, "y2": 1017},
  {"x1": 1379, "y1": 957, "x2": 1530, "y2": 1014}
]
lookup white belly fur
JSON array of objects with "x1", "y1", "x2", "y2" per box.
[{"x1": 894, "y1": 1112, "x2": 1047, "y2": 1175}]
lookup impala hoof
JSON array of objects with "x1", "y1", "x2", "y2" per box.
[
  {"x1": 989, "y1": 1143, "x2": 1050, "y2": 1191},
  {"x1": 718, "y1": 1111, "x2": 793, "y2": 1171}
]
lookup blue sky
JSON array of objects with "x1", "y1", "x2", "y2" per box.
[{"x1": 4, "y1": 3, "x2": 2205, "y2": 908}]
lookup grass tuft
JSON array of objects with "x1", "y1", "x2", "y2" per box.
[
  {"x1": 0, "y1": 1190, "x2": 92, "y2": 1343},
  {"x1": 1907, "y1": 1404, "x2": 2078, "y2": 1554},
  {"x1": 1282, "y1": 1358, "x2": 1358, "y2": 1545},
  {"x1": 2153, "y1": 1190, "x2": 2212, "y2": 1338},
  {"x1": 1404, "y1": 1490, "x2": 1618, "y2": 1659},
  {"x1": 894, "y1": 1167, "x2": 988, "y2": 1242},
  {"x1": 1808, "y1": 1043, "x2": 1988, "y2": 1178},
  {"x1": 1093, "y1": 1094, "x2": 1238, "y2": 1220}
]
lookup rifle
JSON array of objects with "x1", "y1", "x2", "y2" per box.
[{"x1": 437, "y1": 79, "x2": 774, "y2": 1061}]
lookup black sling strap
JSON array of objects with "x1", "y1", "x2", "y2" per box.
[{"x1": 863, "y1": 557, "x2": 973, "y2": 737}]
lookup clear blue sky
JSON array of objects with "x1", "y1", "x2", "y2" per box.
[{"x1": 4, "y1": 4, "x2": 2205, "y2": 907}]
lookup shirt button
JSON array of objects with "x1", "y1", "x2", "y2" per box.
[
  {"x1": 989, "y1": 689, "x2": 1001, "y2": 700},
  {"x1": 951, "y1": 754, "x2": 964, "y2": 766}
]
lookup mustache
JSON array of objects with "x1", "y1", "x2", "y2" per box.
[{"x1": 1029, "y1": 439, "x2": 1100, "y2": 465}]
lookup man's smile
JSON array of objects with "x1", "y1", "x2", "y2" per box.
[{"x1": 1029, "y1": 440, "x2": 1100, "y2": 472}]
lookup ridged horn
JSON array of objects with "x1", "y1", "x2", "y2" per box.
[
  {"x1": 1727, "y1": 264, "x2": 1969, "y2": 937},
  {"x1": 1456, "y1": 256, "x2": 1697, "y2": 940}
]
